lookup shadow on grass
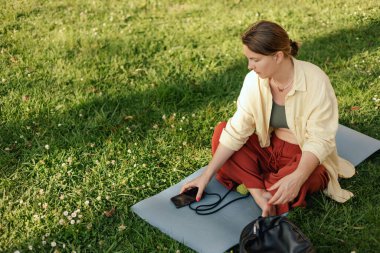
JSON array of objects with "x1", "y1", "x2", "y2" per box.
[
  {"x1": 1, "y1": 19, "x2": 379, "y2": 252},
  {"x1": 299, "y1": 20, "x2": 379, "y2": 63},
  {"x1": 298, "y1": 20, "x2": 380, "y2": 137},
  {"x1": 0, "y1": 58, "x2": 246, "y2": 252}
]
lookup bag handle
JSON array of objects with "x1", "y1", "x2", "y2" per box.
[{"x1": 253, "y1": 218, "x2": 260, "y2": 236}]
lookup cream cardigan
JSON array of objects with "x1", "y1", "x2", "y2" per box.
[{"x1": 219, "y1": 58, "x2": 355, "y2": 202}]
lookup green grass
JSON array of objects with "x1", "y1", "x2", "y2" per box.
[{"x1": 0, "y1": 0, "x2": 379, "y2": 252}]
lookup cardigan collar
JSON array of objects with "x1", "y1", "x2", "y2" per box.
[{"x1": 288, "y1": 57, "x2": 306, "y2": 96}]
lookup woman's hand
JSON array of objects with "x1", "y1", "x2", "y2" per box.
[
  {"x1": 180, "y1": 173, "x2": 211, "y2": 202},
  {"x1": 267, "y1": 172, "x2": 304, "y2": 205},
  {"x1": 179, "y1": 143, "x2": 235, "y2": 201},
  {"x1": 268, "y1": 151, "x2": 319, "y2": 205}
]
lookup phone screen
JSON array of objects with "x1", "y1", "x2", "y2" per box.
[{"x1": 170, "y1": 187, "x2": 199, "y2": 208}]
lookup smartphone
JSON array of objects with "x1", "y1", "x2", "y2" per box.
[{"x1": 171, "y1": 187, "x2": 200, "y2": 208}]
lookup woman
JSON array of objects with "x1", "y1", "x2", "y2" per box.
[{"x1": 181, "y1": 20, "x2": 355, "y2": 216}]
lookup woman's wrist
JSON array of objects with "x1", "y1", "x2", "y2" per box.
[
  {"x1": 202, "y1": 166, "x2": 216, "y2": 181},
  {"x1": 291, "y1": 170, "x2": 308, "y2": 186}
]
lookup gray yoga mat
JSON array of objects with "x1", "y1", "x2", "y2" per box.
[
  {"x1": 336, "y1": 125, "x2": 380, "y2": 166},
  {"x1": 131, "y1": 125, "x2": 380, "y2": 253}
]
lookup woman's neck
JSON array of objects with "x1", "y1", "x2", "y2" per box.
[{"x1": 271, "y1": 57, "x2": 294, "y2": 88}]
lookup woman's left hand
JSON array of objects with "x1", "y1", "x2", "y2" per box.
[{"x1": 267, "y1": 172, "x2": 304, "y2": 205}]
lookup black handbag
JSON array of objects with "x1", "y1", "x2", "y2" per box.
[{"x1": 239, "y1": 216, "x2": 315, "y2": 253}]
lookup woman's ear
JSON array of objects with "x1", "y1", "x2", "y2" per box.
[{"x1": 274, "y1": 51, "x2": 284, "y2": 63}]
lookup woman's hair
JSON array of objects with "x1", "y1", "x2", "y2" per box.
[{"x1": 241, "y1": 20, "x2": 299, "y2": 57}]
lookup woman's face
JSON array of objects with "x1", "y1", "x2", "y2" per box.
[{"x1": 243, "y1": 45, "x2": 277, "y2": 79}]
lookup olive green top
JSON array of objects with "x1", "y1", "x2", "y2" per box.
[{"x1": 269, "y1": 100, "x2": 289, "y2": 129}]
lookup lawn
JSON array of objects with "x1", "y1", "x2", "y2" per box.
[{"x1": 0, "y1": 0, "x2": 379, "y2": 252}]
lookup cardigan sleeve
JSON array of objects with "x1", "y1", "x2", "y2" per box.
[
  {"x1": 219, "y1": 74, "x2": 257, "y2": 151},
  {"x1": 301, "y1": 77, "x2": 339, "y2": 163}
]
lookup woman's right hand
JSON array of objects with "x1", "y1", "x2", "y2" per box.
[
  {"x1": 179, "y1": 143, "x2": 235, "y2": 201},
  {"x1": 180, "y1": 173, "x2": 211, "y2": 202}
]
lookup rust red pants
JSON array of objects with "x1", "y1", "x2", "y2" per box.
[{"x1": 213, "y1": 122, "x2": 329, "y2": 215}]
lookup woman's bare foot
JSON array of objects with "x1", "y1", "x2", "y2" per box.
[
  {"x1": 248, "y1": 189, "x2": 276, "y2": 217},
  {"x1": 261, "y1": 191, "x2": 276, "y2": 217}
]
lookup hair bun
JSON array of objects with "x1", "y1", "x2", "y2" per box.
[{"x1": 289, "y1": 39, "x2": 299, "y2": 57}]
